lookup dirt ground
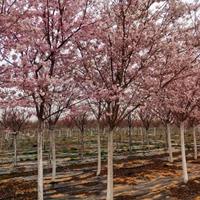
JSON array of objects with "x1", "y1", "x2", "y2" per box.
[{"x1": 0, "y1": 153, "x2": 200, "y2": 200}]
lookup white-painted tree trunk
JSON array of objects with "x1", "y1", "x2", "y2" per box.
[
  {"x1": 128, "y1": 127, "x2": 132, "y2": 152},
  {"x1": 167, "y1": 124, "x2": 173, "y2": 163},
  {"x1": 145, "y1": 129, "x2": 150, "y2": 150},
  {"x1": 154, "y1": 127, "x2": 157, "y2": 137},
  {"x1": 5, "y1": 132, "x2": 9, "y2": 141},
  {"x1": 180, "y1": 122, "x2": 188, "y2": 183},
  {"x1": 48, "y1": 131, "x2": 52, "y2": 167},
  {"x1": 193, "y1": 126, "x2": 197, "y2": 160},
  {"x1": 0, "y1": 133, "x2": 3, "y2": 152},
  {"x1": 50, "y1": 130, "x2": 56, "y2": 181},
  {"x1": 38, "y1": 129, "x2": 44, "y2": 200},
  {"x1": 13, "y1": 133, "x2": 17, "y2": 166},
  {"x1": 80, "y1": 131, "x2": 84, "y2": 160},
  {"x1": 106, "y1": 130, "x2": 113, "y2": 200},
  {"x1": 43, "y1": 131, "x2": 46, "y2": 151},
  {"x1": 141, "y1": 128, "x2": 144, "y2": 145},
  {"x1": 97, "y1": 129, "x2": 101, "y2": 176},
  {"x1": 70, "y1": 129, "x2": 72, "y2": 137},
  {"x1": 120, "y1": 132, "x2": 122, "y2": 144}
]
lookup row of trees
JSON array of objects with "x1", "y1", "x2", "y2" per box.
[{"x1": 1, "y1": 0, "x2": 200, "y2": 200}]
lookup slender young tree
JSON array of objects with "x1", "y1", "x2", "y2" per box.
[
  {"x1": 137, "y1": 105, "x2": 154, "y2": 151},
  {"x1": 187, "y1": 110, "x2": 200, "y2": 160},
  {"x1": 168, "y1": 75, "x2": 200, "y2": 183},
  {"x1": 152, "y1": 92, "x2": 174, "y2": 162},
  {"x1": 127, "y1": 112, "x2": 134, "y2": 152},
  {"x1": 87, "y1": 99, "x2": 106, "y2": 176},
  {"x1": 44, "y1": 81, "x2": 80, "y2": 182},
  {"x1": 70, "y1": 105, "x2": 89, "y2": 160},
  {"x1": 0, "y1": 108, "x2": 31, "y2": 166}
]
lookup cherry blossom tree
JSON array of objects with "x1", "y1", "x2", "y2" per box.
[
  {"x1": 1, "y1": 0, "x2": 200, "y2": 199},
  {"x1": 1, "y1": 0, "x2": 93, "y2": 199},
  {"x1": 187, "y1": 110, "x2": 200, "y2": 160},
  {"x1": 44, "y1": 80, "x2": 81, "y2": 182},
  {"x1": 126, "y1": 112, "x2": 134, "y2": 152},
  {"x1": 167, "y1": 75, "x2": 200, "y2": 183},
  {"x1": 73, "y1": 1, "x2": 200, "y2": 199},
  {"x1": 70, "y1": 104, "x2": 89, "y2": 160},
  {"x1": 0, "y1": 108, "x2": 31, "y2": 166},
  {"x1": 87, "y1": 99, "x2": 106, "y2": 175},
  {"x1": 137, "y1": 105, "x2": 154, "y2": 151},
  {"x1": 186, "y1": 117, "x2": 197, "y2": 160},
  {"x1": 152, "y1": 92, "x2": 174, "y2": 162}
]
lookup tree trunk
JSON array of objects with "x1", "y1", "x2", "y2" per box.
[
  {"x1": 97, "y1": 128, "x2": 101, "y2": 176},
  {"x1": 119, "y1": 131, "x2": 122, "y2": 144},
  {"x1": 38, "y1": 126, "x2": 44, "y2": 200},
  {"x1": 154, "y1": 127, "x2": 157, "y2": 137},
  {"x1": 80, "y1": 130, "x2": 84, "y2": 160},
  {"x1": 90, "y1": 130, "x2": 93, "y2": 136},
  {"x1": 106, "y1": 130, "x2": 113, "y2": 200},
  {"x1": 128, "y1": 127, "x2": 132, "y2": 152},
  {"x1": 141, "y1": 128, "x2": 145, "y2": 155},
  {"x1": 141, "y1": 128, "x2": 144, "y2": 146},
  {"x1": 167, "y1": 124, "x2": 173, "y2": 163},
  {"x1": 50, "y1": 130, "x2": 56, "y2": 181},
  {"x1": 193, "y1": 126, "x2": 197, "y2": 160},
  {"x1": 145, "y1": 129, "x2": 150, "y2": 151},
  {"x1": 70, "y1": 129, "x2": 72, "y2": 137},
  {"x1": 180, "y1": 122, "x2": 188, "y2": 183},
  {"x1": 43, "y1": 130, "x2": 46, "y2": 151},
  {"x1": 13, "y1": 133, "x2": 17, "y2": 166},
  {"x1": 77, "y1": 129, "x2": 80, "y2": 144},
  {"x1": 0, "y1": 133, "x2": 3, "y2": 152}
]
